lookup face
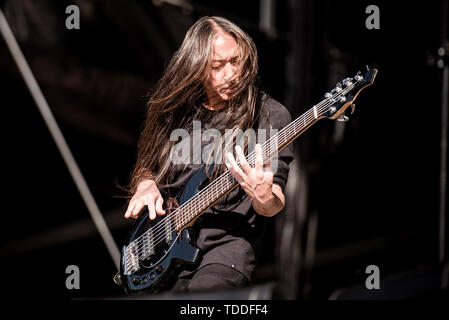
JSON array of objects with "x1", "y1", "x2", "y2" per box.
[{"x1": 204, "y1": 32, "x2": 240, "y2": 108}]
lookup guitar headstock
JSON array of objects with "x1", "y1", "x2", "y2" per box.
[{"x1": 320, "y1": 67, "x2": 378, "y2": 121}]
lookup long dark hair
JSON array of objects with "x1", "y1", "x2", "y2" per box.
[{"x1": 127, "y1": 16, "x2": 262, "y2": 195}]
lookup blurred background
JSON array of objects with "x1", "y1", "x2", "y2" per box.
[{"x1": 0, "y1": 0, "x2": 448, "y2": 300}]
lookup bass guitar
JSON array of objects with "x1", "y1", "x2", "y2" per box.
[{"x1": 114, "y1": 67, "x2": 378, "y2": 294}]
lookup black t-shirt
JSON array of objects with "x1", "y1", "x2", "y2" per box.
[{"x1": 159, "y1": 96, "x2": 294, "y2": 282}]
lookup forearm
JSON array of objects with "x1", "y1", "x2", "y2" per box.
[{"x1": 252, "y1": 184, "x2": 285, "y2": 217}]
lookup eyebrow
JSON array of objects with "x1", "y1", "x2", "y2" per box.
[{"x1": 212, "y1": 55, "x2": 239, "y2": 62}]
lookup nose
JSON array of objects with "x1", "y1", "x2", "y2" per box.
[{"x1": 224, "y1": 62, "x2": 235, "y2": 82}]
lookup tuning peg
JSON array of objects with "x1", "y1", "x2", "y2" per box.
[
  {"x1": 350, "y1": 103, "x2": 356, "y2": 114},
  {"x1": 335, "y1": 83, "x2": 343, "y2": 92},
  {"x1": 342, "y1": 77, "x2": 353, "y2": 87},
  {"x1": 337, "y1": 115, "x2": 349, "y2": 122}
]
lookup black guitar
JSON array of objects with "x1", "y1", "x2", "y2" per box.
[{"x1": 114, "y1": 68, "x2": 378, "y2": 294}]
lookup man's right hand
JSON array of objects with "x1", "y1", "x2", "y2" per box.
[{"x1": 124, "y1": 179, "x2": 166, "y2": 220}]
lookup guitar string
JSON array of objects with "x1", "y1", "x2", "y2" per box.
[
  {"x1": 130, "y1": 80, "x2": 360, "y2": 257},
  {"x1": 130, "y1": 80, "x2": 359, "y2": 258}
]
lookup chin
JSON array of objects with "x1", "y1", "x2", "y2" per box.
[
  {"x1": 219, "y1": 89, "x2": 235, "y2": 101},
  {"x1": 219, "y1": 93, "x2": 230, "y2": 100}
]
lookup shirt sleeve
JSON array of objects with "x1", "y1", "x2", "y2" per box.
[{"x1": 260, "y1": 97, "x2": 295, "y2": 194}]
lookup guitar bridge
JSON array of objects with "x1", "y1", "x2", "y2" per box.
[{"x1": 124, "y1": 242, "x2": 140, "y2": 275}]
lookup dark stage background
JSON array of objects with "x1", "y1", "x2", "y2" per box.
[{"x1": 0, "y1": 0, "x2": 448, "y2": 302}]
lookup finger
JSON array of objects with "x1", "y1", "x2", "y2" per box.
[
  {"x1": 228, "y1": 164, "x2": 244, "y2": 183},
  {"x1": 226, "y1": 152, "x2": 246, "y2": 182},
  {"x1": 255, "y1": 144, "x2": 263, "y2": 173},
  {"x1": 240, "y1": 181, "x2": 253, "y2": 195},
  {"x1": 235, "y1": 145, "x2": 252, "y2": 175},
  {"x1": 124, "y1": 201, "x2": 135, "y2": 219},
  {"x1": 263, "y1": 158, "x2": 273, "y2": 173},
  {"x1": 147, "y1": 197, "x2": 156, "y2": 220},
  {"x1": 264, "y1": 170, "x2": 274, "y2": 184},
  {"x1": 155, "y1": 196, "x2": 166, "y2": 215},
  {"x1": 131, "y1": 200, "x2": 145, "y2": 219}
]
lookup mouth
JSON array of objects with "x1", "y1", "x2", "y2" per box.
[{"x1": 220, "y1": 84, "x2": 237, "y2": 94}]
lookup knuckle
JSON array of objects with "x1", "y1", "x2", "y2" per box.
[{"x1": 146, "y1": 193, "x2": 155, "y2": 200}]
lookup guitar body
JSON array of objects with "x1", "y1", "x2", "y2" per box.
[{"x1": 120, "y1": 166, "x2": 213, "y2": 294}]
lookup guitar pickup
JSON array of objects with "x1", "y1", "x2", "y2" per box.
[
  {"x1": 140, "y1": 230, "x2": 155, "y2": 261},
  {"x1": 165, "y1": 217, "x2": 173, "y2": 243}
]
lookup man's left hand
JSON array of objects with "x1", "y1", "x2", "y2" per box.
[{"x1": 226, "y1": 144, "x2": 284, "y2": 216}]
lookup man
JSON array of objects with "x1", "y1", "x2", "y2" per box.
[{"x1": 124, "y1": 16, "x2": 294, "y2": 293}]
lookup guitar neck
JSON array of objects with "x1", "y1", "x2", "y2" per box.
[{"x1": 172, "y1": 105, "x2": 322, "y2": 231}]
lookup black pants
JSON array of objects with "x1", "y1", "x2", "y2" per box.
[{"x1": 170, "y1": 263, "x2": 249, "y2": 293}]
